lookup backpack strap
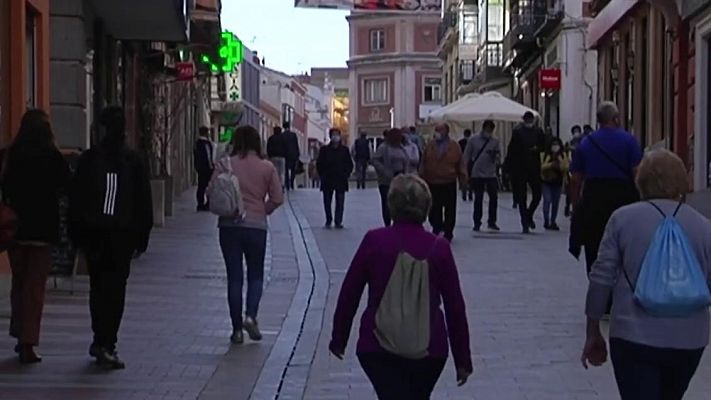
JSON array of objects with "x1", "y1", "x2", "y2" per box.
[{"x1": 647, "y1": 200, "x2": 684, "y2": 218}]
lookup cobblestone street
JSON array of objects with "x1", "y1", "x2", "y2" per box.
[{"x1": 0, "y1": 188, "x2": 710, "y2": 399}]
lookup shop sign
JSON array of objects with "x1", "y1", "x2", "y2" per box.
[
  {"x1": 539, "y1": 68, "x2": 562, "y2": 91},
  {"x1": 176, "y1": 62, "x2": 194, "y2": 81}
]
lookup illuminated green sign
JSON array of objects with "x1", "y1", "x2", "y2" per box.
[
  {"x1": 220, "y1": 127, "x2": 234, "y2": 143},
  {"x1": 201, "y1": 31, "x2": 244, "y2": 73}
]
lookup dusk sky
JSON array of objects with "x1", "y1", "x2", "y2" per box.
[{"x1": 222, "y1": 0, "x2": 350, "y2": 75}]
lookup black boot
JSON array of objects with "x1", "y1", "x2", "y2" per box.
[{"x1": 18, "y1": 345, "x2": 42, "y2": 364}]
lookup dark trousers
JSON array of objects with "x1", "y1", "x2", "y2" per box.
[
  {"x1": 460, "y1": 181, "x2": 472, "y2": 201},
  {"x1": 356, "y1": 160, "x2": 368, "y2": 189},
  {"x1": 379, "y1": 185, "x2": 391, "y2": 227},
  {"x1": 196, "y1": 169, "x2": 212, "y2": 209},
  {"x1": 323, "y1": 189, "x2": 346, "y2": 225},
  {"x1": 512, "y1": 173, "x2": 542, "y2": 228},
  {"x1": 542, "y1": 182, "x2": 563, "y2": 225},
  {"x1": 219, "y1": 227, "x2": 267, "y2": 331},
  {"x1": 86, "y1": 232, "x2": 134, "y2": 351},
  {"x1": 285, "y1": 160, "x2": 297, "y2": 191},
  {"x1": 359, "y1": 353, "x2": 446, "y2": 400},
  {"x1": 428, "y1": 182, "x2": 457, "y2": 239},
  {"x1": 610, "y1": 338, "x2": 704, "y2": 400},
  {"x1": 471, "y1": 178, "x2": 498, "y2": 226},
  {"x1": 8, "y1": 245, "x2": 52, "y2": 346}
]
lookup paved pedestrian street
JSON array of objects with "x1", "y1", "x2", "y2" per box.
[{"x1": 1, "y1": 188, "x2": 711, "y2": 399}]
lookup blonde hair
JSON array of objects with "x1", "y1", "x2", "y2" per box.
[
  {"x1": 635, "y1": 150, "x2": 689, "y2": 200},
  {"x1": 387, "y1": 174, "x2": 432, "y2": 224}
]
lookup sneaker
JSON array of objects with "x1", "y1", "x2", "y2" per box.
[
  {"x1": 95, "y1": 348, "x2": 125, "y2": 370},
  {"x1": 544, "y1": 223, "x2": 552, "y2": 230},
  {"x1": 488, "y1": 223, "x2": 500, "y2": 231},
  {"x1": 243, "y1": 317, "x2": 263, "y2": 341},
  {"x1": 335, "y1": 224, "x2": 344, "y2": 229},
  {"x1": 522, "y1": 226, "x2": 531, "y2": 234},
  {"x1": 230, "y1": 330, "x2": 244, "y2": 345},
  {"x1": 18, "y1": 345, "x2": 42, "y2": 364},
  {"x1": 473, "y1": 224, "x2": 481, "y2": 232},
  {"x1": 550, "y1": 223, "x2": 560, "y2": 231},
  {"x1": 324, "y1": 222, "x2": 332, "y2": 229},
  {"x1": 529, "y1": 219, "x2": 536, "y2": 230}
]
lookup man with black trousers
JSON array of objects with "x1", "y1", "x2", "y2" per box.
[
  {"x1": 505, "y1": 111, "x2": 546, "y2": 234},
  {"x1": 69, "y1": 106, "x2": 153, "y2": 370},
  {"x1": 463, "y1": 120, "x2": 501, "y2": 231},
  {"x1": 267, "y1": 126, "x2": 288, "y2": 187},
  {"x1": 317, "y1": 128, "x2": 354, "y2": 228},
  {"x1": 458, "y1": 129, "x2": 473, "y2": 201},
  {"x1": 193, "y1": 126, "x2": 214, "y2": 211},
  {"x1": 283, "y1": 122, "x2": 301, "y2": 191},
  {"x1": 352, "y1": 131, "x2": 371, "y2": 189},
  {"x1": 420, "y1": 123, "x2": 466, "y2": 242}
]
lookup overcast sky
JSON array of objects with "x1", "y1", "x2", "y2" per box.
[{"x1": 222, "y1": 0, "x2": 350, "y2": 75}]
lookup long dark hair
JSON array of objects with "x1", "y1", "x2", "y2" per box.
[
  {"x1": 231, "y1": 125, "x2": 263, "y2": 158},
  {"x1": 8, "y1": 109, "x2": 57, "y2": 161}
]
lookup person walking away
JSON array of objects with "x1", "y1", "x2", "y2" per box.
[
  {"x1": 1, "y1": 110, "x2": 70, "y2": 364},
  {"x1": 582, "y1": 150, "x2": 711, "y2": 400},
  {"x1": 541, "y1": 137, "x2": 569, "y2": 230},
  {"x1": 308, "y1": 158, "x2": 320, "y2": 188},
  {"x1": 505, "y1": 111, "x2": 546, "y2": 233},
  {"x1": 330, "y1": 174, "x2": 472, "y2": 399},
  {"x1": 267, "y1": 126, "x2": 288, "y2": 188},
  {"x1": 408, "y1": 126, "x2": 424, "y2": 154},
  {"x1": 403, "y1": 132, "x2": 421, "y2": 171},
  {"x1": 565, "y1": 125, "x2": 583, "y2": 217},
  {"x1": 420, "y1": 123, "x2": 467, "y2": 242},
  {"x1": 352, "y1": 132, "x2": 371, "y2": 189},
  {"x1": 463, "y1": 120, "x2": 500, "y2": 232},
  {"x1": 212, "y1": 125, "x2": 284, "y2": 345},
  {"x1": 569, "y1": 101, "x2": 641, "y2": 276},
  {"x1": 372, "y1": 128, "x2": 412, "y2": 227},
  {"x1": 317, "y1": 129, "x2": 354, "y2": 229},
  {"x1": 458, "y1": 129, "x2": 473, "y2": 202},
  {"x1": 194, "y1": 126, "x2": 214, "y2": 211},
  {"x1": 69, "y1": 107, "x2": 153, "y2": 369},
  {"x1": 283, "y1": 122, "x2": 300, "y2": 191}
]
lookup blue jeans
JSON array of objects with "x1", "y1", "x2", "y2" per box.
[
  {"x1": 219, "y1": 227, "x2": 267, "y2": 331},
  {"x1": 542, "y1": 183, "x2": 562, "y2": 225}
]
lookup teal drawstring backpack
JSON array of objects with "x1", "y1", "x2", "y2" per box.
[{"x1": 623, "y1": 201, "x2": 711, "y2": 317}]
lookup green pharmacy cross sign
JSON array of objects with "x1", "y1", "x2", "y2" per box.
[{"x1": 201, "y1": 31, "x2": 244, "y2": 73}]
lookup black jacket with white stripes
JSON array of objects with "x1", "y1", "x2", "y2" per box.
[{"x1": 69, "y1": 144, "x2": 153, "y2": 253}]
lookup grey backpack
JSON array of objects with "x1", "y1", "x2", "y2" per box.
[{"x1": 373, "y1": 241, "x2": 434, "y2": 359}]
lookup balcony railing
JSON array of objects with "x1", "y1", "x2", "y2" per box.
[
  {"x1": 480, "y1": 42, "x2": 503, "y2": 67},
  {"x1": 438, "y1": 11, "x2": 459, "y2": 45}
]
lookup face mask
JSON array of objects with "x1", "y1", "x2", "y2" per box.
[
  {"x1": 331, "y1": 135, "x2": 341, "y2": 144},
  {"x1": 551, "y1": 145, "x2": 561, "y2": 153},
  {"x1": 524, "y1": 122, "x2": 534, "y2": 128},
  {"x1": 434, "y1": 132, "x2": 444, "y2": 141}
]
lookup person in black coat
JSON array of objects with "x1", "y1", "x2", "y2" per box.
[
  {"x1": 283, "y1": 122, "x2": 301, "y2": 191},
  {"x1": 193, "y1": 126, "x2": 214, "y2": 211},
  {"x1": 69, "y1": 106, "x2": 153, "y2": 370},
  {"x1": 1, "y1": 109, "x2": 70, "y2": 364},
  {"x1": 317, "y1": 128, "x2": 354, "y2": 228},
  {"x1": 505, "y1": 112, "x2": 546, "y2": 233}
]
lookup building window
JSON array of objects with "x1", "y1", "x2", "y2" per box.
[
  {"x1": 424, "y1": 77, "x2": 442, "y2": 103},
  {"x1": 370, "y1": 29, "x2": 385, "y2": 52},
  {"x1": 25, "y1": 9, "x2": 37, "y2": 108},
  {"x1": 459, "y1": 10, "x2": 478, "y2": 44},
  {"x1": 363, "y1": 78, "x2": 388, "y2": 104}
]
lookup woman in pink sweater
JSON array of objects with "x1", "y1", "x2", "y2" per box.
[{"x1": 214, "y1": 126, "x2": 284, "y2": 344}]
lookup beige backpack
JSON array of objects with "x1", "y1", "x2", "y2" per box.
[{"x1": 374, "y1": 244, "x2": 433, "y2": 359}]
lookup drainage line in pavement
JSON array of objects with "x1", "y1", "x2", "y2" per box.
[{"x1": 273, "y1": 198, "x2": 318, "y2": 399}]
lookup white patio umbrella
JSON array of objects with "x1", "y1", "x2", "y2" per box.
[{"x1": 426, "y1": 91, "x2": 539, "y2": 123}]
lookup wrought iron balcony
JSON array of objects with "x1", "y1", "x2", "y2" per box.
[
  {"x1": 503, "y1": 0, "x2": 547, "y2": 70},
  {"x1": 459, "y1": 60, "x2": 476, "y2": 86}
]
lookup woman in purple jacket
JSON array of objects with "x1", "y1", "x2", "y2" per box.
[{"x1": 329, "y1": 174, "x2": 473, "y2": 399}]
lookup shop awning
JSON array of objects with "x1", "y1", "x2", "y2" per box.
[{"x1": 91, "y1": 0, "x2": 188, "y2": 42}]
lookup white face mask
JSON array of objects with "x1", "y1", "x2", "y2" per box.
[
  {"x1": 551, "y1": 145, "x2": 561, "y2": 153},
  {"x1": 331, "y1": 135, "x2": 341, "y2": 144},
  {"x1": 524, "y1": 122, "x2": 534, "y2": 128}
]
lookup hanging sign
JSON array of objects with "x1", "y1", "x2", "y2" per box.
[
  {"x1": 176, "y1": 62, "x2": 195, "y2": 81},
  {"x1": 539, "y1": 68, "x2": 562, "y2": 91}
]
